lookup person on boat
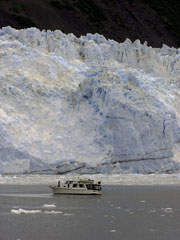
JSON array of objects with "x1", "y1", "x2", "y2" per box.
[{"x1": 57, "y1": 181, "x2": 60, "y2": 187}]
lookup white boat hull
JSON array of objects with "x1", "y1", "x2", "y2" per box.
[{"x1": 49, "y1": 186, "x2": 102, "y2": 195}]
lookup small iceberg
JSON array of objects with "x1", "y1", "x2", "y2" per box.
[
  {"x1": 42, "y1": 204, "x2": 56, "y2": 208},
  {"x1": 11, "y1": 208, "x2": 42, "y2": 214},
  {"x1": 44, "y1": 210, "x2": 63, "y2": 214}
]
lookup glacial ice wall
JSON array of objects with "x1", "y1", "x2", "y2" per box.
[{"x1": 0, "y1": 26, "x2": 180, "y2": 174}]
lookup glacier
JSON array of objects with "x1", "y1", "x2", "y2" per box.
[{"x1": 0, "y1": 26, "x2": 180, "y2": 174}]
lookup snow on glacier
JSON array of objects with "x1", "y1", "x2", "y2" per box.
[{"x1": 0, "y1": 26, "x2": 180, "y2": 174}]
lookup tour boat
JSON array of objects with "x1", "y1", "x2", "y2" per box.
[{"x1": 49, "y1": 179, "x2": 102, "y2": 195}]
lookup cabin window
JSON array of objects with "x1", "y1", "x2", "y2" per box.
[
  {"x1": 86, "y1": 184, "x2": 92, "y2": 190},
  {"x1": 92, "y1": 185, "x2": 101, "y2": 190},
  {"x1": 79, "y1": 184, "x2": 84, "y2": 188},
  {"x1": 73, "y1": 184, "x2": 78, "y2": 188}
]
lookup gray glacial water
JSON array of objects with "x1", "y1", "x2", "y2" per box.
[{"x1": 0, "y1": 184, "x2": 180, "y2": 240}]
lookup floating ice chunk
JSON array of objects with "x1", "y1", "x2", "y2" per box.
[
  {"x1": 11, "y1": 208, "x2": 42, "y2": 214},
  {"x1": 42, "y1": 204, "x2": 56, "y2": 208},
  {"x1": 63, "y1": 213, "x2": 75, "y2": 216},
  {"x1": 150, "y1": 229, "x2": 155, "y2": 232},
  {"x1": 110, "y1": 230, "x2": 116, "y2": 233},
  {"x1": 44, "y1": 210, "x2": 63, "y2": 214},
  {"x1": 148, "y1": 209, "x2": 156, "y2": 213},
  {"x1": 162, "y1": 208, "x2": 173, "y2": 213}
]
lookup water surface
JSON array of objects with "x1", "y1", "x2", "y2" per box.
[{"x1": 0, "y1": 184, "x2": 180, "y2": 240}]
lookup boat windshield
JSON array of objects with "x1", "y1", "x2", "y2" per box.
[{"x1": 65, "y1": 181, "x2": 73, "y2": 184}]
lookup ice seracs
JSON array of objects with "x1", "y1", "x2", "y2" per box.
[{"x1": 0, "y1": 26, "x2": 180, "y2": 174}]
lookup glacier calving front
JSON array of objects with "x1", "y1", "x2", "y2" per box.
[{"x1": 0, "y1": 26, "x2": 180, "y2": 174}]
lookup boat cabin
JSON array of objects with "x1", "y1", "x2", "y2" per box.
[
  {"x1": 63, "y1": 179, "x2": 102, "y2": 191},
  {"x1": 49, "y1": 178, "x2": 102, "y2": 195}
]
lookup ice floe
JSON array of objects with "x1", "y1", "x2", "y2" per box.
[
  {"x1": 42, "y1": 204, "x2": 56, "y2": 208},
  {"x1": 44, "y1": 211, "x2": 63, "y2": 214},
  {"x1": 11, "y1": 208, "x2": 42, "y2": 214}
]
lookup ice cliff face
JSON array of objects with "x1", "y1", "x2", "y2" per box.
[{"x1": 0, "y1": 26, "x2": 180, "y2": 174}]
